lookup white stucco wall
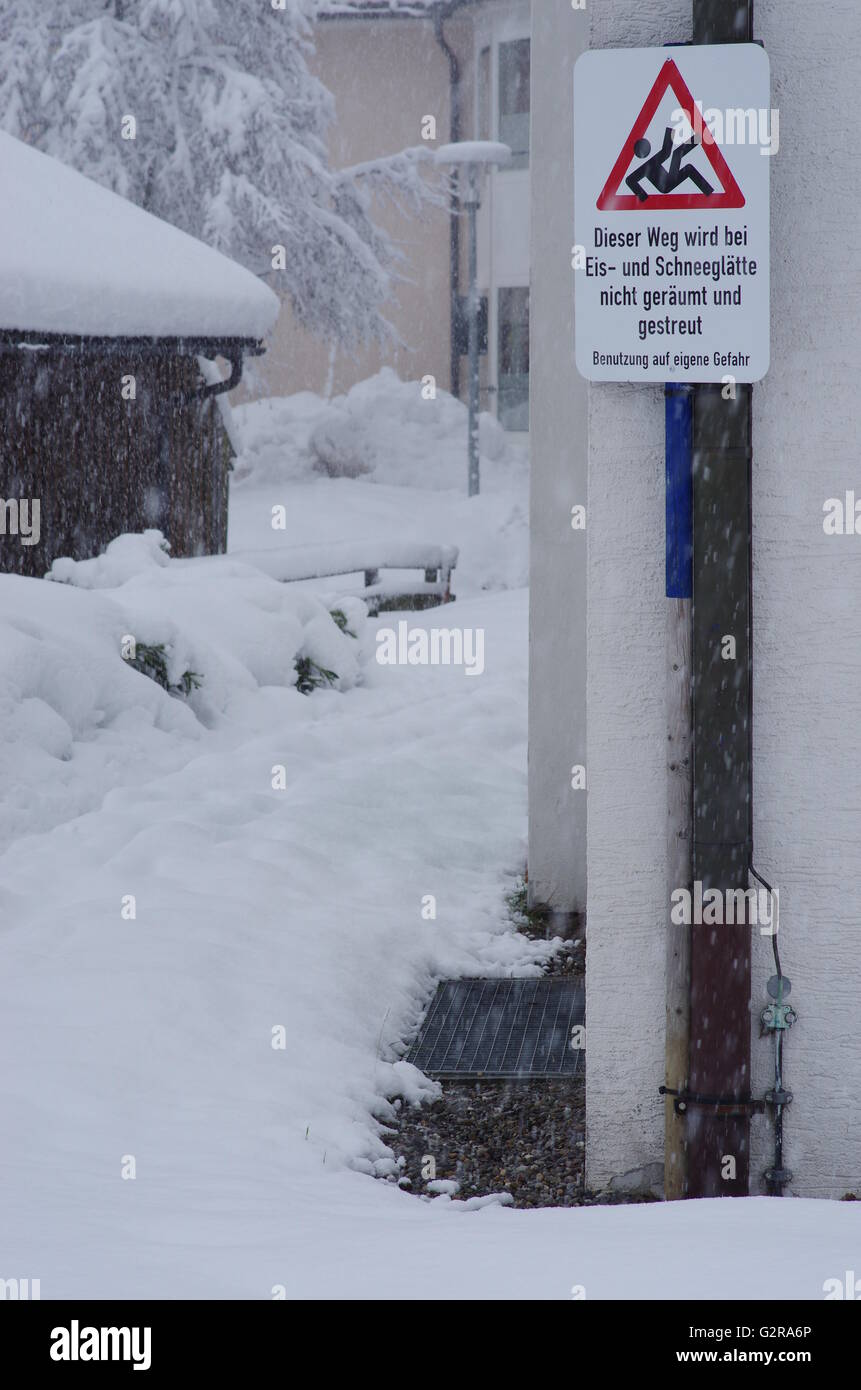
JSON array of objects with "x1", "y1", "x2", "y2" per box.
[
  {"x1": 584, "y1": 0, "x2": 861, "y2": 1198},
  {"x1": 527, "y1": 0, "x2": 588, "y2": 923}
]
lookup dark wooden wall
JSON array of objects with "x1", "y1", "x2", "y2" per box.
[{"x1": 0, "y1": 348, "x2": 232, "y2": 577}]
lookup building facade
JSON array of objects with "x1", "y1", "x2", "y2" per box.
[{"x1": 256, "y1": 0, "x2": 532, "y2": 433}]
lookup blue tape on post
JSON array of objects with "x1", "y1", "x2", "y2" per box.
[{"x1": 665, "y1": 382, "x2": 693, "y2": 599}]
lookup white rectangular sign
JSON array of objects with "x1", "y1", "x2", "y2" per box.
[{"x1": 574, "y1": 44, "x2": 770, "y2": 383}]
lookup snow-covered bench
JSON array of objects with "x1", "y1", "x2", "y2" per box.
[{"x1": 232, "y1": 541, "x2": 458, "y2": 615}]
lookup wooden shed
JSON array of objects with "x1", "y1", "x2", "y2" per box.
[{"x1": 0, "y1": 132, "x2": 279, "y2": 577}]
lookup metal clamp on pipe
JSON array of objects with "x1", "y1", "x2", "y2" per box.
[{"x1": 659, "y1": 1086, "x2": 767, "y2": 1118}]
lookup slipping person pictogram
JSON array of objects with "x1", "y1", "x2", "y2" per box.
[{"x1": 625, "y1": 128, "x2": 714, "y2": 203}]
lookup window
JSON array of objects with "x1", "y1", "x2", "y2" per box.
[
  {"x1": 498, "y1": 39, "x2": 530, "y2": 170},
  {"x1": 477, "y1": 46, "x2": 491, "y2": 142},
  {"x1": 454, "y1": 295, "x2": 488, "y2": 358},
  {"x1": 497, "y1": 287, "x2": 529, "y2": 431}
]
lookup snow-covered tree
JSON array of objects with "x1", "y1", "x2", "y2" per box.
[{"x1": 0, "y1": 0, "x2": 437, "y2": 346}]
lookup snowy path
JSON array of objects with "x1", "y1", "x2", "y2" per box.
[
  {"x1": 0, "y1": 588, "x2": 546, "y2": 1296},
  {"x1": 1, "y1": 577, "x2": 858, "y2": 1299},
  {"x1": 1, "y1": 572, "x2": 859, "y2": 1297}
]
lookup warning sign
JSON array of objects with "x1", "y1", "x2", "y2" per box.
[
  {"x1": 597, "y1": 59, "x2": 745, "y2": 212},
  {"x1": 574, "y1": 44, "x2": 770, "y2": 383}
]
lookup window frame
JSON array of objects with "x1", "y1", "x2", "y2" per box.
[
  {"x1": 497, "y1": 285, "x2": 530, "y2": 433},
  {"x1": 471, "y1": 13, "x2": 532, "y2": 432},
  {"x1": 497, "y1": 36, "x2": 531, "y2": 172}
]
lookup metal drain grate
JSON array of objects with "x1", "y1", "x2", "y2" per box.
[{"x1": 406, "y1": 978, "x2": 585, "y2": 1079}]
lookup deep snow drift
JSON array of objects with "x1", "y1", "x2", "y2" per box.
[{"x1": 0, "y1": 375, "x2": 856, "y2": 1299}]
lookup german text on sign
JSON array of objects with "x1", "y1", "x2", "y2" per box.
[{"x1": 574, "y1": 44, "x2": 770, "y2": 383}]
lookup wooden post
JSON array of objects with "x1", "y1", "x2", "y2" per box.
[
  {"x1": 666, "y1": 598, "x2": 692, "y2": 1198},
  {"x1": 686, "y1": 0, "x2": 755, "y2": 1200},
  {"x1": 689, "y1": 383, "x2": 753, "y2": 1197},
  {"x1": 665, "y1": 385, "x2": 692, "y2": 1199}
]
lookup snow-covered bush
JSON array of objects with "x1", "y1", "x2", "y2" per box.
[
  {"x1": 309, "y1": 414, "x2": 376, "y2": 479},
  {"x1": 0, "y1": 532, "x2": 367, "y2": 848},
  {"x1": 48, "y1": 529, "x2": 171, "y2": 589},
  {"x1": 47, "y1": 531, "x2": 367, "y2": 707},
  {"x1": 119, "y1": 641, "x2": 202, "y2": 699}
]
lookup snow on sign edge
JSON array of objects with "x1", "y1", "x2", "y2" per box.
[{"x1": 0, "y1": 132, "x2": 280, "y2": 340}]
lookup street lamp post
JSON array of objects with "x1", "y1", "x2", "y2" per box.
[
  {"x1": 465, "y1": 162, "x2": 481, "y2": 497},
  {"x1": 435, "y1": 141, "x2": 511, "y2": 497}
]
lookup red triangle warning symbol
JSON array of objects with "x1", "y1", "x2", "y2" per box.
[{"x1": 596, "y1": 58, "x2": 745, "y2": 212}]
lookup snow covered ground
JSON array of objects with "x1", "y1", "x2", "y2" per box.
[
  {"x1": 0, "y1": 374, "x2": 857, "y2": 1300},
  {"x1": 228, "y1": 369, "x2": 530, "y2": 597}
]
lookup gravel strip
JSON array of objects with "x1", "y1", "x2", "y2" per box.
[{"x1": 383, "y1": 914, "x2": 657, "y2": 1207}]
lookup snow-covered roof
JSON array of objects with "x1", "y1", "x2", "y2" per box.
[
  {"x1": 319, "y1": 2, "x2": 445, "y2": 15},
  {"x1": 0, "y1": 132, "x2": 279, "y2": 341},
  {"x1": 318, "y1": 1, "x2": 497, "y2": 21}
]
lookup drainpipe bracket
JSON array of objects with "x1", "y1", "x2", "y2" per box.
[
  {"x1": 765, "y1": 1089, "x2": 793, "y2": 1107},
  {"x1": 764, "y1": 1166, "x2": 793, "y2": 1187},
  {"x1": 659, "y1": 1086, "x2": 766, "y2": 1118},
  {"x1": 760, "y1": 1003, "x2": 797, "y2": 1032}
]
